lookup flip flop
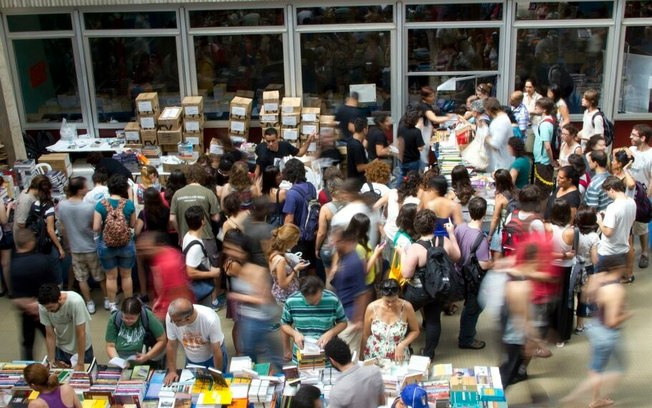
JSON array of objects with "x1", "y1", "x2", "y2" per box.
[{"x1": 589, "y1": 397, "x2": 614, "y2": 408}]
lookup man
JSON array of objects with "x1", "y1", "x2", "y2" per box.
[
  {"x1": 510, "y1": 90, "x2": 529, "y2": 136},
  {"x1": 170, "y1": 165, "x2": 223, "y2": 304},
  {"x1": 533, "y1": 97, "x2": 558, "y2": 205},
  {"x1": 292, "y1": 385, "x2": 323, "y2": 408},
  {"x1": 83, "y1": 170, "x2": 110, "y2": 204},
  {"x1": 58, "y1": 176, "x2": 107, "y2": 313},
  {"x1": 626, "y1": 124, "x2": 652, "y2": 268},
  {"x1": 324, "y1": 337, "x2": 384, "y2": 408},
  {"x1": 164, "y1": 298, "x2": 226, "y2": 385},
  {"x1": 13, "y1": 174, "x2": 48, "y2": 235},
  {"x1": 331, "y1": 179, "x2": 380, "y2": 247},
  {"x1": 578, "y1": 89, "x2": 604, "y2": 143},
  {"x1": 182, "y1": 206, "x2": 221, "y2": 303},
  {"x1": 583, "y1": 150, "x2": 612, "y2": 212},
  {"x1": 366, "y1": 112, "x2": 391, "y2": 162},
  {"x1": 281, "y1": 276, "x2": 347, "y2": 358},
  {"x1": 11, "y1": 229, "x2": 58, "y2": 360},
  {"x1": 334, "y1": 92, "x2": 364, "y2": 144},
  {"x1": 347, "y1": 117, "x2": 373, "y2": 183},
  {"x1": 597, "y1": 176, "x2": 636, "y2": 279},
  {"x1": 254, "y1": 127, "x2": 314, "y2": 178},
  {"x1": 38, "y1": 283, "x2": 93, "y2": 371},
  {"x1": 329, "y1": 229, "x2": 371, "y2": 356},
  {"x1": 454, "y1": 197, "x2": 493, "y2": 350}
]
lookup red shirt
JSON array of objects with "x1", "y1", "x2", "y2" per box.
[
  {"x1": 151, "y1": 247, "x2": 195, "y2": 321},
  {"x1": 515, "y1": 237, "x2": 559, "y2": 304}
]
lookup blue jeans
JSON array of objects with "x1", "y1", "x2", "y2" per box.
[
  {"x1": 587, "y1": 320, "x2": 625, "y2": 373},
  {"x1": 56, "y1": 346, "x2": 94, "y2": 365},
  {"x1": 239, "y1": 315, "x2": 283, "y2": 372},
  {"x1": 399, "y1": 161, "x2": 422, "y2": 186},
  {"x1": 186, "y1": 342, "x2": 228, "y2": 373},
  {"x1": 459, "y1": 294, "x2": 483, "y2": 346}
]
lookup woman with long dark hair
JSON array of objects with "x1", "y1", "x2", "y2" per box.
[
  {"x1": 162, "y1": 169, "x2": 187, "y2": 207},
  {"x1": 449, "y1": 165, "x2": 476, "y2": 222},
  {"x1": 544, "y1": 165, "x2": 581, "y2": 222},
  {"x1": 489, "y1": 169, "x2": 517, "y2": 258},
  {"x1": 262, "y1": 165, "x2": 286, "y2": 227}
]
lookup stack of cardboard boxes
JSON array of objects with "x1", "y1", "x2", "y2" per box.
[
  {"x1": 182, "y1": 96, "x2": 205, "y2": 154},
  {"x1": 38, "y1": 153, "x2": 72, "y2": 177},
  {"x1": 157, "y1": 106, "x2": 183, "y2": 153},
  {"x1": 134, "y1": 92, "x2": 160, "y2": 146},
  {"x1": 281, "y1": 97, "x2": 302, "y2": 148},
  {"x1": 301, "y1": 106, "x2": 320, "y2": 153},
  {"x1": 260, "y1": 90, "x2": 281, "y2": 135},
  {"x1": 229, "y1": 96, "x2": 253, "y2": 143}
]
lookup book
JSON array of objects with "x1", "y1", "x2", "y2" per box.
[
  {"x1": 130, "y1": 365, "x2": 150, "y2": 380},
  {"x1": 108, "y1": 356, "x2": 137, "y2": 369}
]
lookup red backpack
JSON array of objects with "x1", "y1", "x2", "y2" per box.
[{"x1": 501, "y1": 210, "x2": 539, "y2": 256}]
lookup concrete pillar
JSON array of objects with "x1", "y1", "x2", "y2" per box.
[{"x1": 0, "y1": 29, "x2": 25, "y2": 163}]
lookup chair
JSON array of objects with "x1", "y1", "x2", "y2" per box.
[{"x1": 34, "y1": 163, "x2": 52, "y2": 175}]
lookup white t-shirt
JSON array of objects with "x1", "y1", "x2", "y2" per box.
[
  {"x1": 577, "y1": 231, "x2": 600, "y2": 265},
  {"x1": 598, "y1": 197, "x2": 636, "y2": 256},
  {"x1": 629, "y1": 146, "x2": 652, "y2": 187},
  {"x1": 581, "y1": 109, "x2": 604, "y2": 141},
  {"x1": 383, "y1": 189, "x2": 420, "y2": 243},
  {"x1": 487, "y1": 114, "x2": 515, "y2": 172},
  {"x1": 360, "y1": 182, "x2": 390, "y2": 199},
  {"x1": 166, "y1": 305, "x2": 225, "y2": 362},
  {"x1": 332, "y1": 201, "x2": 380, "y2": 246},
  {"x1": 84, "y1": 185, "x2": 109, "y2": 204},
  {"x1": 182, "y1": 233, "x2": 209, "y2": 270}
]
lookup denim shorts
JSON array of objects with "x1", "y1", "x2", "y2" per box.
[
  {"x1": 97, "y1": 239, "x2": 136, "y2": 270},
  {"x1": 587, "y1": 320, "x2": 625, "y2": 373},
  {"x1": 596, "y1": 253, "x2": 626, "y2": 274}
]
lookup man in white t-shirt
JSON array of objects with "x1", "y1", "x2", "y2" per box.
[
  {"x1": 596, "y1": 176, "x2": 636, "y2": 280},
  {"x1": 331, "y1": 179, "x2": 380, "y2": 246},
  {"x1": 164, "y1": 299, "x2": 226, "y2": 385},
  {"x1": 626, "y1": 124, "x2": 652, "y2": 268},
  {"x1": 83, "y1": 170, "x2": 110, "y2": 204}
]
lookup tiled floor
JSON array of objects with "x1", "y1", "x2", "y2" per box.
[{"x1": 2, "y1": 258, "x2": 649, "y2": 407}]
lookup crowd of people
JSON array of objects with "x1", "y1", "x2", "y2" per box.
[{"x1": 4, "y1": 83, "x2": 648, "y2": 408}]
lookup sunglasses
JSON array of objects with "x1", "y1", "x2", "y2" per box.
[{"x1": 380, "y1": 286, "x2": 400, "y2": 296}]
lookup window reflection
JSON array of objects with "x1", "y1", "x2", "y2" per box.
[
  {"x1": 194, "y1": 35, "x2": 284, "y2": 120},
  {"x1": 408, "y1": 29, "x2": 500, "y2": 72},
  {"x1": 620, "y1": 26, "x2": 652, "y2": 113},
  {"x1": 515, "y1": 2, "x2": 613, "y2": 20},
  {"x1": 296, "y1": 6, "x2": 392, "y2": 24},
  {"x1": 89, "y1": 37, "x2": 179, "y2": 122},
  {"x1": 189, "y1": 9, "x2": 284, "y2": 27},
  {"x1": 7, "y1": 14, "x2": 72, "y2": 32},
  {"x1": 625, "y1": 1, "x2": 652, "y2": 17},
  {"x1": 515, "y1": 28, "x2": 607, "y2": 114},
  {"x1": 300, "y1": 32, "x2": 390, "y2": 115},
  {"x1": 406, "y1": 4, "x2": 502, "y2": 21},
  {"x1": 84, "y1": 12, "x2": 177, "y2": 30}
]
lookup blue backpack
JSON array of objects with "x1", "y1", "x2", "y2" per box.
[{"x1": 297, "y1": 183, "x2": 319, "y2": 241}]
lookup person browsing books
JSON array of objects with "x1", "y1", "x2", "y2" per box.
[{"x1": 23, "y1": 363, "x2": 82, "y2": 408}]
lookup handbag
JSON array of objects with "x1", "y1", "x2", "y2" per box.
[
  {"x1": 461, "y1": 128, "x2": 489, "y2": 170},
  {"x1": 568, "y1": 227, "x2": 587, "y2": 308}
]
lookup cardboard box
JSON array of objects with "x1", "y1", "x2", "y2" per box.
[
  {"x1": 135, "y1": 92, "x2": 159, "y2": 114},
  {"x1": 301, "y1": 107, "x2": 320, "y2": 123},
  {"x1": 262, "y1": 91, "x2": 280, "y2": 114},
  {"x1": 182, "y1": 96, "x2": 204, "y2": 117},
  {"x1": 38, "y1": 153, "x2": 71, "y2": 175},
  {"x1": 282, "y1": 128, "x2": 299, "y2": 141},
  {"x1": 138, "y1": 114, "x2": 157, "y2": 130},
  {"x1": 184, "y1": 116, "x2": 205, "y2": 133},
  {"x1": 157, "y1": 125, "x2": 182, "y2": 145},
  {"x1": 141, "y1": 129, "x2": 158, "y2": 145},
  {"x1": 230, "y1": 97, "x2": 253, "y2": 120},
  {"x1": 158, "y1": 107, "x2": 183, "y2": 130},
  {"x1": 301, "y1": 122, "x2": 319, "y2": 136},
  {"x1": 281, "y1": 97, "x2": 302, "y2": 114},
  {"x1": 259, "y1": 108, "x2": 279, "y2": 127},
  {"x1": 159, "y1": 144, "x2": 179, "y2": 153},
  {"x1": 209, "y1": 138, "x2": 224, "y2": 156},
  {"x1": 265, "y1": 83, "x2": 284, "y2": 95},
  {"x1": 229, "y1": 119, "x2": 250, "y2": 136},
  {"x1": 183, "y1": 132, "x2": 204, "y2": 147},
  {"x1": 281, "y1": 113, "x2": 300, "y2": 128},
  {"x1": 320, "y1": 114, "x2": 336, "y2": 126},
  {"x1": 124, "y1": 122, "x2": 140, "y2": 142}
]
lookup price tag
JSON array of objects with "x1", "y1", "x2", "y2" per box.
[
  {"x1": 302, "y1": 113, "x2": 317, "y2": 122},
  {"x1": 137, "y1": 101, "x2": 153, "y2": 113},
  {"x1": 283, "y1": 129, "x2": 298, "y2": 140},
  {"x1": 264, "y1": 103, "x2": 278, "y2": 112},
  {"x1": 231, "y1": 121, "x2": 246, "y2": 132},
  {"x1": 184, "y1": 106, "x2": 200, "y2": 116},
  {"x1": 185, "y1": 121, "x2": 201, "y2": 132},
  {"x1": 140, "y1": 117, "x2": 155, "y2": 129},
  {"x1": 282, "y1": 115, "x2": 297, "y2": 127},
  {"x1": 231, "y1": 106, "x2": 247, "y2": 118}
]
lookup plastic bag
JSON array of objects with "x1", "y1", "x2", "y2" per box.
[
  {"x1": 477, "y1": 270, "x2": 508, "y2": 317},
  {"x1": 461, "y1": 128, "x2": 489, "y2": 170}
]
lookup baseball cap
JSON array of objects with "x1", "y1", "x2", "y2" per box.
[{"x1": 400, "y1": 384, "x2": 428, "y2": 408}]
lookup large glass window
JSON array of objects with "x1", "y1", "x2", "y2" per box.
[
  {"x1": 408, "y1": 28, "x2": 501, "y2": 72},
  {"x1": 515, "y1": 28, "x2": 607, "y2": 113},
  {"x1": 89, "y1": 37, "x2": 179, "y2": 122},
  {"x1": 619, "y1": 26, "x2": 652, "y2": 113},
  {"x1": 13, "y1": 38, "x2": 81, "y2": 123},
  {"x1": 515, "y1": 2, "x2": 613, "y2": 20},
  {"x1": 193, "y1": 34, "x2": 284, "y2": 120},
  {"x1": 407, "y1": 75, "x2": 498, "y2": 114},
  {"x1": 406, "y1": 4, "x2": 502, "y2": 22},
  {"x1": 625, "y1": 1, "x2": 652, "y2": 17},
  {"x1": 296, "y1": 6, "x2": 393, "y2": 25},
  {"x1": 7, "y1": 14, "x2": 72, "y2": 32},
  {"x1": 84, "y1": 12, "x2": 177, "y2": 30},
  {"x1": 189, "y1": 9, "x2": 284, "y2": 27},
  {"x1": 300, "y1": 31, "x2": 391, "y2": 114}
]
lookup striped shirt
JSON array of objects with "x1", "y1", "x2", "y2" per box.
[
  {"x1": 281, "y1": 290, "x2": 347, "y2": 339},
  {"x1": 512, "y1": 102, "x2": 529, "y2": 133},
  {"x1": 583, "y1": 171, "x2": 612, "y2": 212}
]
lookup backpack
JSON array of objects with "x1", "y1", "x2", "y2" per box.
[
  {"x1": 501, "y1": 210, "x2": 539, "y2": 256},
  {"x1": 26, "y1": 201, "x2": 53, "y2": 254},
  {"x1": 633, "y1": 181, "x2": 652, "y2": 223},
  {"x1": 541, "y1": 117, "x2": 561, "y2": 160},
  {"x1": 461, "y1": 233, "x2": 487, "y2": 297},
  {"x1": 23, "y1": 130, "x2": 55, "y2": 160},
  {"x1": 298, "y1": 184, "x2": 319, "y2": 241},
  {"x1": 417, "y1": 237, "x2": 464, "y2": 302},
  {"x1": 112, "y1": 306, "x2": 157, "y2": 349},
  {"x1": 592, "y1": 110, "x2": 614, "y2": 146},
  {"x1": 503, "y1": 190, "x2": 520, "y2": 218},
  {"x1": 266, "y1": 189, "x2": 283, "y2": 228},
  {"x1": 183, "y1": 240, "x2": 210, "y2": 272},
  {"x1": 101, "y1": 199, "x2": 132, "y2": 248},
  {"x1": 361, "y1": 182, "x2": 382, "y2": 204}
]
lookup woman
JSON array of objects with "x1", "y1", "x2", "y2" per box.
[
  {"x1": 544, "y1": 165, "x2": 581, "y2": 222},
  {"x1": 220, "y1": 161, "x2": 259, "y2": 210},
  {"x1": 105, "y1": 296, "x2": 167, "y2": 366},
  {"x1": 221, "y1": 229, "x2": 245, "y2": 357},
  {"x1": 401, "y1": 209, "x2": 460, "y2": 359},
  {"x1": 0, "y1": 178, "x2": 11, "y2": 295},
  {"x1": 318, "y1": 166, "x2": 343, "y2": 205},
  {"x1": 397, "y1": 108, "x2": 426, "y2": 178},
  {"x1": 219, "y1": 193, "x2": 248, "y2": 240},
  {"x1": 162, "y1": 169, "x2": 187, "y2": 208},
  {"x1": 346, "y1": 213, "x2": 384, "y2": 288},
  {"x1": 93, "y1": 174, "x2": 137, "y2": 312},
  {"x1": 545, "y1": 199, "x2": 575, "y2": 347},
  {"x1": 134, "y1": 165, "x2": 160, "y2": 211},
  {"x1": 611, "y1": 150, "x2": 636, "y2": 284},
  {"x1": 484, "y1": 97, "x2": 514, "y2": 172},
  {"x1": 375, "y1": 171, "x2": 421, "y2": 245},
  {"x1": 559, "y1": 124, "x2": 582, "y2": 167},
  {"x1": 417, "y1": 86, "x2": 451, "y2": 167},
  {"x1": 315, "y1": 178, "x2": 345, "y2": 270},
  {"x1": 261, "y1": 165, "x2": 286, "y2": 227},
  {"x1": 584, "y1": 135, "x2": 607, "y2": 177},
  {"x1": 573, "y1": 206, "x2": 600, "y2": 334},
  {"x1": 508, "y1": 137, "x2": 530, "y2": 189},
  {"x1": 393, "y1": 203, "x2": 419, "y2": 254},
  {"x1": 568, "y1": 153, "x2": 591, "y2": 197},
  {"x1": 475, "y1": 82, "x2": 493, "y2": 100},
  {"x1": 420, "y1": 175, "x2": 464, "y2": 236},
  {"x1": 361, "y1": 160, "x2": 391, "y2": 201},
  {"x1": 467, "y1": 99, "x2": 490, "y2": 140},
  {"x1": 489, "y1": 169, "x2": 517, "y2": 258},
  {"x1": 548, "y1": 84, "x2": 571, "y2": 127},
  {"x1": 448, "y1": 165, "x2": 476, "y2": 222},
  {"x1": 362, "y1": 279, "x2": 420, "y2": 361},
  {"x1": 23, "y1": 363, "x2": 81, "y2": 408}
]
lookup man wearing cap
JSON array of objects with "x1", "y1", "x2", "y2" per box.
[
  {"x1": 324, "y1": 337, "x2": 384, "y2": 408},
  {"x1": 393, "y1": 384, "x2": 431, "y2": 408}
]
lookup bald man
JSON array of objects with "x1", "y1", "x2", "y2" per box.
[
  {"x1": 510, "y1": 90, "x2": 529, "y2": 136},
  {"x1": 164, "y1": 298, "x2": 226, "y2": 385}
]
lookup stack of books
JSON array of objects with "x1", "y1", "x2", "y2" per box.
[
  {"x1": 439, "y1": 145, "x2": 464, "y2": 174},
  {"x1": 296, "y1": 338, "x2": 326, "y2": 371},
  {"x1": 46, "y1": 170, "x2": 68, "y2": 197}
]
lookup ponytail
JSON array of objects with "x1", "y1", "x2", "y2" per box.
[{"x1": 46, "y1": 374, "x2": 59, "y2": 388}]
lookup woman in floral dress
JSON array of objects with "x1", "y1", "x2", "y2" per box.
[{"x1": 362, "y1": 279, "x2": 420, "y2": 361}]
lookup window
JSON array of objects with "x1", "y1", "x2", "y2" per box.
[
  {"x1": 13, "y1": 38, "x2": 81, "y2": 123},
  {"x1": 84, "y1": 12, "x2": 177, "y2": 30},
  {"x1": 407, "y1": 75, "x2": 498, "y2": 113},
  {"x1": 296, "y1": 6, "x2": 393, "y2": 25},
  {"x1": 406, "y1": 4, "x2": 502, "y2": 22},
  {"x1": 408, "y1": 28, "x2": 501, "y2": 72},
  {"x1": 88, "y1": 37, "x2": 180, "y2": 123},
  {"x1": 515, "y1": 28, "x2": 608, "y2": 114},
  {"x1": 193, "y1": 34, "x2": 284, "y2": 120},
  {"x1": 515, "y1": 2, "x2": 613, "y2": 20},
  {"x1": 189, "y1": 9, "x2": 284, "y2": 27},
  {"x1": 7, "y1": 14, "x2": 72, "y2": 32},
  {"x1": 300, "y1": 31, "x2": 391, "y2": 114},
  {"x1": 625, "y1": 1, "x2": 652, "y2": 17},
  {"x1": 619, "y1": 26, "x2": 652, "y2": 114}
]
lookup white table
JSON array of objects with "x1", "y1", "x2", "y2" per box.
[{"x1": 46, "y1": 138, "x2": 126, "y2": 153}]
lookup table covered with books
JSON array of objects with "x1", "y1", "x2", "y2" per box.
[{"x1": 0, "y1": 352, "x2": 508, "y2": 408}]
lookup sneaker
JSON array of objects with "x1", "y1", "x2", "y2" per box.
[
  {"x1": 108, "y1": 302, "x2": 118, "y2": 313},
  {"x1": 556, "y1": 342, "x2": 566, "y2": 348},
  {"x1": 211, "y1": 293, "x2": 227, "y2": 310},
  {"x1": 86, "y1": 301, "x2": 96, "y2": 314},
  {"x1": 104, "y1": 298, "x2": 111, "y2": 310},
  {"x1": 574, "y1": 327, "x2": 585, "y2": 335},
  {"x1": 639, "y1": 255, "x2": 649, "y2": 269}
]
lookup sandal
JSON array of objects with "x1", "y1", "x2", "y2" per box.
[
  {"x1": 458, "y1": 339, "x2": 486, "y2": 350},
  {"x1": 444, "y1": 304, "x2": 459, "y2": 316},
  {"x1": 588, "y1": 397, "x2": 614, "y2": 408},
  {"x1": 621, "y1": 276, "x2": 635, "y2": 284},
  {"x1": 534, "y1": 347, "x2": 552, "y2": 358}
]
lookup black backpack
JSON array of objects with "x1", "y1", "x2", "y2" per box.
[
  {"x1": 633, "y1": 181, "x2": 652, "y2": 223},
  {"x1": 297, "y1": 184, "x2": 319, "y2": 241},
  {"x1": 461, "y1": 233, "x2": 487, "y2": 297},
  {"x1": 112, "y1": 306, "x2": 157, "y2": 348},
  {"x1": 361, "y1": 182, "x2": 382, "y2": 205},
  {"x1": 24, "y1": 131, "x2": 55, "y2": 160},
  {"x1": 25, "y1": 201, "x2": 53, "y2": 254},
  {"x1": 417, "y1": 237, "x2": 464, "y2": 302},
  {"x1": 183, "y1": 240, "x2": 210, "y2": 272},
  {"x1": 592, "y1": 110, "x2": 614, "y2": 146}
]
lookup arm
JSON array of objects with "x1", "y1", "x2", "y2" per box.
[
  {"x1": 376, "y1": 143, "x2": 391, "y2": 158},
  {"x1": 315, "y1": 207, "x2": 331, "y2": 255},
  {"x1": 366, "y1": 243, "x2": 386, "y2": 273},
  {"x1": 488, "y1": 195, "x2": 505, "y2": 238},
  {"x1": 169, "y1": 214, "x2": 178, "y2": 237},
  {"x1": 273, "y1": 256, "x2": 300, "y2": 289},
  {"x1": 510, "y1": 168, "x2": 519, "y2": 185},
  {"x1": 559, "y1": 104, "x2": 571, "y2": 127},
  {"x1": 424, "y1": 110, "x2": 450, "y2": 125},
  {"x1": 74, "y1": 323, "x2": 86, "y2": 371},
  {"x1": 318, "y1": 321, "x2": 348, "y2": 347},
  {"x1": 185, "y1": 265, "x2": 220, "y2": 280},
  {"x1": 372, "y1": 194, "x2": 389, "y2": 211},
  {"x1": 401, "y1": 244, "x2": 420, "y2": 279},
  {"x1": 0, "y1": 201, "x2": 7, "y2": 226},
  {"x1": 284, "y1": 213, "x2": 294, "y2": 225},
  {"x1": 211, "y1": 341, "x2": 223, "y2": 372},
  {"x1": 444, "y1": 223, "x2": 461, "y2": 263},
  {"x1": 129, "y1": 210, "x2": 137, "y2": 229},
  {"x1": 544, "y1": 141, "x2": 556, "y2": 167},
  {"x1": 134, "y1": 218, "x2": 145, "y2": 237},
  {"x1": 281, "y1": 324, "x2": 304, "y2": 350},
  {"x1": 164, "y1": 339, "x2": 179, "y2": 385},
  {"x1": 93, "y1": 211, "x2": 102, "y2": 233},
  {"x1": 106, "y1": 342, "x2": 119, "y2": 359},
  {"x1": 396, "y1": 302, "x2": 420, "y2": 362},
  {"x1": 451, "y1": 202, "x2": 464, "y2": 226},
  {"x1": 45, "y1": 326, "x2": 56, "y2": 364},
  {"x1": 47, "y1": 216, "x2": 64, "y2": 257},
  {"x1": 296, "y1": 134, "x2": 315, "y2": 157},
  {"x1": 360, "y1": 303, "x2": 374, "y2": 358}
]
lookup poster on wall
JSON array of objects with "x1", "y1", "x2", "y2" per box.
[
  {"x1": 29, "y1": 61, "x2": 47, "y2": 88},
  {"x1": 350, "y1": 84, "x2": 376, "y2": 103}
]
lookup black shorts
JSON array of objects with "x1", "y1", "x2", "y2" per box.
[{"x1": 0, "y1": 230, "x2": 13, "y2": 250}]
